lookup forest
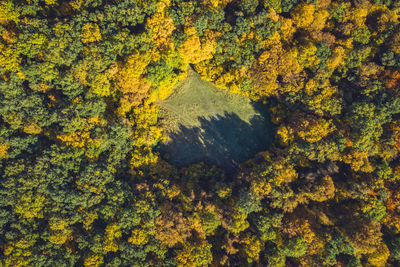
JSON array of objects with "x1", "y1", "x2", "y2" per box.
[{"x1": 1, "y1": 0, "x2": 400, "y2": 266}]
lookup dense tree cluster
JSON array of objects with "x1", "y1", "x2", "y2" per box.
[{"x1": 1, "y1": 0, "x2": 400, "y2": 266}]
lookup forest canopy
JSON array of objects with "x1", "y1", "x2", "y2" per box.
[{"x1": 1, "y1": 0, "x2": 400, "y2": 266}]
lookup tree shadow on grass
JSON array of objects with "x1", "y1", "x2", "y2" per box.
[{"x1": 157, "y1": 103, "x2": 274, "y2": 172}]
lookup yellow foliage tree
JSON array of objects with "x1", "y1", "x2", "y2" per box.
[
  {"x1": 154, "y1": 206, "x2": 192, "y2": 247},
  {"x1": 260, "y1": 31, "x2": 281, "y2": 49},
  {"x1": 277, "y1": 125, "x2": 293, "y2": 145},
  {"x1": 302, "y1": 78, "x2": 341, "y2": 115},
  {"x1": 15, "y1": 192, "x2": 46, "y2": 219},
  {"x1": 367, "y1": 242, "x2": 390, "y2": 267},
  {"x1": 250, "y1": 178, "x2": 272, "y2": 199},
  {"x1": 279, "y1": 18, "x2": 296, "y2": 42},
  {"x1": 292, "y1": 4, "x2": 315, "y2": 28},
  {"x1": 5, "y1": 112, "x2": 23, "y2": 130},
  {"x1": 306, "y1": 175, "x2": 335, "y2": 202},
  {"x1": 146, "y1": 0, "x2": 175, "y2": 52},
  {"x1": 132, "y1": 103, "x2": 161, "y2": 145},
  {"x1": 310, "y1": 9, "x2": 329, "y2": 32},
  {"x1": 299, "y1": 220, "x2": 324, "y2": 256},
  {"x1": 81, "y1": 23, "x2": 102, "y2": 44},
  {"x1": 297, "y1": 43, "x2": 320, "y2": 69},
  {"x1": 56, "y1": 116, "x2": 104, "y2": 154},
  {"x1": 250, "y1": 49, "x2": 280, "y2": 97},
  {"x1": 178, "y1": 29, "x2": 217, "y2": 65},
  {"x1": 342, "y1": 149, "x2": 374, "y2": 172},
  {"x1": 128, "y1": 228, "x2": 149, "y2": 246},
  {"x1": 241, "y1": 234, "x2": 261, "y2": 262},
  {"x1": 103, "y1": 224, "x2": 122, "y2": 252},
  {"x1": 1, "y1": 27, "x2": 17, "y2": 43},
  {"x1": 84, "y1": 254, "x2": 104, "y2": 267},
  {"x1": 351, "y1": 7, "x2": 369, "y2": 27},
  {"x1": 175, "y1": 241, "x2": 213, "y2": 267},
  {"x1": 131, "y1": 146, "x2": 159, "y2": 169},
  {"x1": 228, "y1": 210, "x2": 249, "y2": 234},
  {"x1": 0, "y1": 42, "x2": 21, "y2": 74},
  {"x1": 23, "y1": 120, "x2": 42, "y2": 135},
  {"x1": 0, "y1": 1, "x2": 19, "y2": 25},
  {"x1": 48, "y1": 217, "x2": 73, "y2": 245},
  {"x1": 194, "y1": 59, "x2": 224, "y2": 83},
  {"x1": 271, "y1": 158, "x2": 298, "y2": 186},
  {"x1": 81, "y1": 209, "x2": 98, "y2": 231},
  {"x1": 205, "y1": 0, "x2": 232, "y2": 9},
  {"x1": 129, "y1": 102, "x2": 162, "y2": 168},
  {"x1": 165, "y1": 184, "x2": 181, "y2": 200},
  {"x1": 57, "y1": 131, "x2": 92, "y2": 148},
  {"x1": 45, "y1": 0, "x2": 57, "y2": 5},
  {"x1": 251, "y1": 42, "x2": 301, "y2": 98},
  {"x1": 326, "y1": 46, "x2": 346, "y2": 70},
  {"x1": 0, "y1": 142, "x2": 9, "y2": 158},
  {"x1": 70, "y1": 0, "x2": 84, "y2": 10},
  {"x1": 115, "y1": 52, "x2": 153, "y2": 115},
  {"x1": 4, "y1": 237, "x2": 36, "y2": 267},
  {"x1": 296, "y1": 118, "x2": 336, "y2": 143},
  {"x1": 90, "y1": 72, "x2": 113, "y2": 97},
  {"x1": 308, "y1": 9, "x2": 329, "y2": 42}
]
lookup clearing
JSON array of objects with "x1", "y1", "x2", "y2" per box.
[{"x1": 157, "y1": 68, "x2": 274, "y2": 171}]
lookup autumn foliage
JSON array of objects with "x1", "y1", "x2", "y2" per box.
[{"x1": 1, "y1": 0, "x2": 400, "y2": 266}]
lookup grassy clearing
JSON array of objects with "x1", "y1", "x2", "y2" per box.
[
  {"x1": 158, "y1": 68, "x2": 257, "y2": 131},
  {"x1": 157, "y1": 68, "x2": 273, "y2": 170}
]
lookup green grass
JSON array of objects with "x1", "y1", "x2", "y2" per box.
[
  {"x1": 158, "y1": 69, "x2": 257, "y2": 130},
  {"x1": 157, "y1": 68, "x2": 274, "y2": 170}
]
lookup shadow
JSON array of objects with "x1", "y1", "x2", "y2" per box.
[{"x1": 157, "y1": 102, "x2": 274, "y2": 172}]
